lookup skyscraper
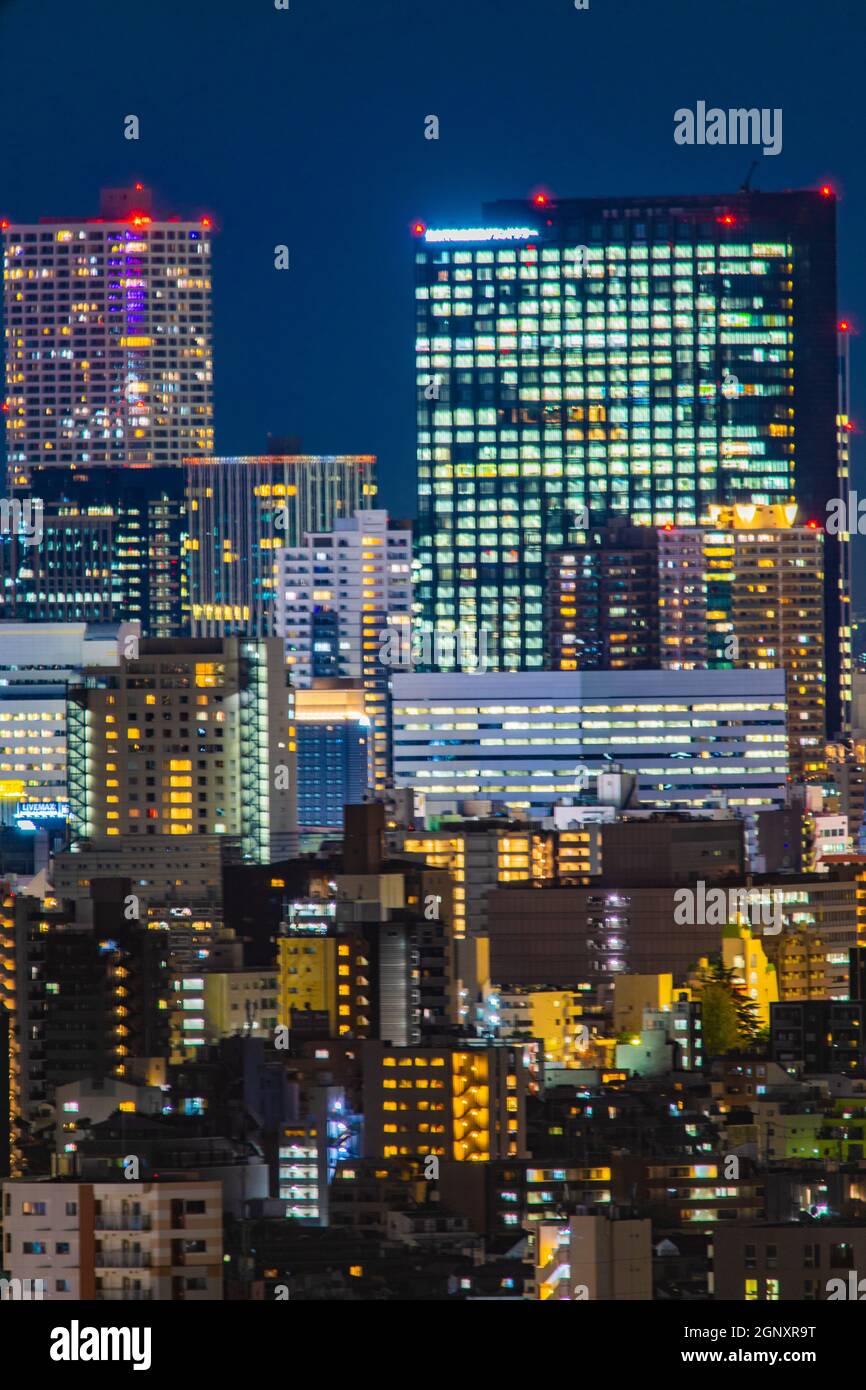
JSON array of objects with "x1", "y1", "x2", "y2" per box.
[
  {"x1": 66, "y1": 636, "x2": 296, "y2": 862},
  {"x1": 295, "y1": 682, "x2": 370, "y2": 833},
  {"x1": 413, "y1": 189, "x2": 842, "y2": 724},
  {"x1": 3, "y1": 184, "x2": 214, "y2": 478},
  {"x1": 545, "y1": 521, "x2": 660, "y2": 670},
  {"x1": 276, "y1": 508, "x2": 411, "y2": 789},
  {"x1": 0, "y1": 464, "x2": 189, "y2": 635},
  {"x1": 186, "y1": 455, "x2": 377, "y2": 637},
  {"x1": 659, "y1": 503, "x2": 826, "y2": 778}
]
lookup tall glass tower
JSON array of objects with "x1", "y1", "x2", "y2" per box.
[{"x1": 413, "y1": 189, "x2": 841, "y2": 722}]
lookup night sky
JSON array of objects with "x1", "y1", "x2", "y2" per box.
[{"x1": 2, "y1": 0, "x2": 864, "y2": 594}]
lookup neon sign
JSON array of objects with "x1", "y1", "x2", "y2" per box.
[{"x1": 423, "y1": 227, "x2": 538, "y2": 244}]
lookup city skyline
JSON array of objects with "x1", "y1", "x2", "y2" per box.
[
  {"x1": 4, "y1": 0, "x2": 866, "y2": 1336},
  {"x1": 2, "y1": 0, "x2": 864, "y2": 560}
]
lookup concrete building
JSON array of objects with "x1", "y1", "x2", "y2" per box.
[
  {"x1": 1, "y1": 1178, "x2": 223, "y2": 1300},
  {"x1": 659, "y1": 503, "x2": 826, "y2": 779},
  {"x1": 391, "y1": 670, "x2": 789, "y2": 839},
  {"x1": 713, "y1": 1221, "x2": 866, "y2": 1301},
  {"x1": 202, "y1": 969, "x2": 280, "y2": 1043},
  {"x1": 276, "y1": 509, "x2": 411, "y2": 789},
  {"x1": 488, "y1": 882, "x2": 724, "y2": 988},
  {"x1": 277, "y1": 508, "x2": 411, "y2": 684},
  {"x1": 66, "y1": 636, "x2": 295, "y2": 862},
  {"x1": 55, "y1": 1078, "x2": 164, "y2": 1159},
  {"x1": 771, "y1": 1000, "x2": 866, "y2": 1075},
  {"x1": 393, "y1": 817, "x2": 600, "y2": 942},
  {"x1": 362, "y1": 1040, "x2": 533, "y2": 1163},
  {"x1": 598, "y1": 814, "x2": 745, "y2": 885},
  {"x1": 51, "y1": 833, "x2": 237, "y2": 917},
  {"x1": 531, "y1": 1212, "x2": 652, "y2": 1300}
]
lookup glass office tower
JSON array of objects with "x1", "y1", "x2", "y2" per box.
[{"x1": 413, "y1": 189, "x2": 842, "y2": 724}]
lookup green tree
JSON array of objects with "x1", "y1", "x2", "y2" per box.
[{"x1": 695, "y1": 960, "x2": 764, "y2": 1055}]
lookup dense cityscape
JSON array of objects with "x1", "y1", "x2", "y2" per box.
[{"x1": 2, "y1": 0, "x2": 866, "y2": 1359}]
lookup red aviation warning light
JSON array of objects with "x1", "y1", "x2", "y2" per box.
[
  {"x1": 820, "y1": 184, "x2": 834, "y2": 197},
  {"x1": 201, "y1": 216, "x2": 212, "y2": 229},
  {"x1": 839, "y1": 321, "x2": 851, "y2": 333},
  {"x1": 412, "y1": 222, "x2": 426, "y2": 237},
  {"x1": 716, "y1": 214, "x2": 736, "y2": 225}
]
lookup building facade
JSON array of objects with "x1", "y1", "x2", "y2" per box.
[
  {"x1": 186, "y1": 455, "x2": 376, "y2": 637},
  {"x1": 413, "y1": 189, "x2": 842, "y2": 725},
  {"x1": 276, "y1": 509, "x2": 411, "y2": 788},
  {"x1": 1, "y1": 1178, "x2": 223, "y2": 1300},
  {"x1": 3, "y1": 184, "x2": 213, "y2": 478},
  {"x1": 0, "y1": 622, "x2": 123, "y2": 826},
  {"x1": 66, "y1": 637, "x2": 296, "y2": 862},
  {"x1": 391, "y1": 670, "x2": 789, "y2": 830}
]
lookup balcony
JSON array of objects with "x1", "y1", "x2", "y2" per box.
[
  {"x1": 95, "y1": 1253, "x2": 152, "y2": 1269},
  {"x1": 95, "y1": 1289, "x2": 153, "y2": 1301},
  {"x1": 95, "y1": 1214, "x2": 152, "y2": 1232}
]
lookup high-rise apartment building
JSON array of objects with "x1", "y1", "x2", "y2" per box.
[
  {"x1": 658, "y1": 503, "x2": 826, "y2": 777},
  {"x1": 3, "y1": 185, "x2": 213, "y2": 478},
  {"x1": 1, "y1": 883, "x2": 171, "y2": 1141},
  {"x1": 277, "y1": 510, "x2": 412, "y2": 683},
  {"x1": 186, "y1": 455, "x2": 376, "y2": 637},
  {"x1": 362, "y1": 1040, "x2": 532, "y2": 1162},
  {"x1": 413, "y1": 189, "x2": 843, "y2": 727},
  {"x1": 532, "y1": 1213, "x2": 652, "y2": 1300},
  {"x1": 276, "y1": 509, "x2": 411, "y2": 788},
  {"x1": 545, "y1": 521, "x2": 660, "y2": 669},
  {"x1": 66, "y1": 637, "x2": 296, "y2": 862}
]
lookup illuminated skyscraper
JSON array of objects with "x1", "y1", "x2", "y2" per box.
[
  {"x1": 545, "y1": 521, "x2": 660, "y2": 670},
  {"x1": 2, "y1": 184, "x2": 214, "y2": 478},
  {"x1": 66, "y1": 636, "x2": 296, "y2": 863},
  {"x1": 0, "y1": 464, "x2": 188, "y2": 635},
  {"x1": 413, "y1": 189, "x2": 842, "y2": 725},
  {"x1": 186, "y1": 455, "x2": 376, "y2": 636},
  {"x1": 276, "y1": 509, "x2": 411, "y2": 789},
  {"x1": 658, "y1": 502, "x2": 826, "y2": 778}
]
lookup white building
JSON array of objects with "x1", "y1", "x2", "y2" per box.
[
  {"x1": 276, "y1": 509, "x2": 412, "y2": 684},
  {"x1": 0, "y1": 622, "x2": 124, "y2": 823},
  {"x1": 391, "y1": 670, "x2": 789, "y2": 845},
  {"x1": 276, "y1": 509, "x2": 412, "y2": 789},
  {"x1": 3, "y1": 184, "x2": 213, "y2": 473}
]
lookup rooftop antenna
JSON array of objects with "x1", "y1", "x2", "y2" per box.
[{"x1": 741, "y1": 160, "x2": 759, "y2": 193}]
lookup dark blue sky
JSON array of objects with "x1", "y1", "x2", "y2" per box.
[{"x1": 2, "y1": 0, "x2": 864, "y2": 588}]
